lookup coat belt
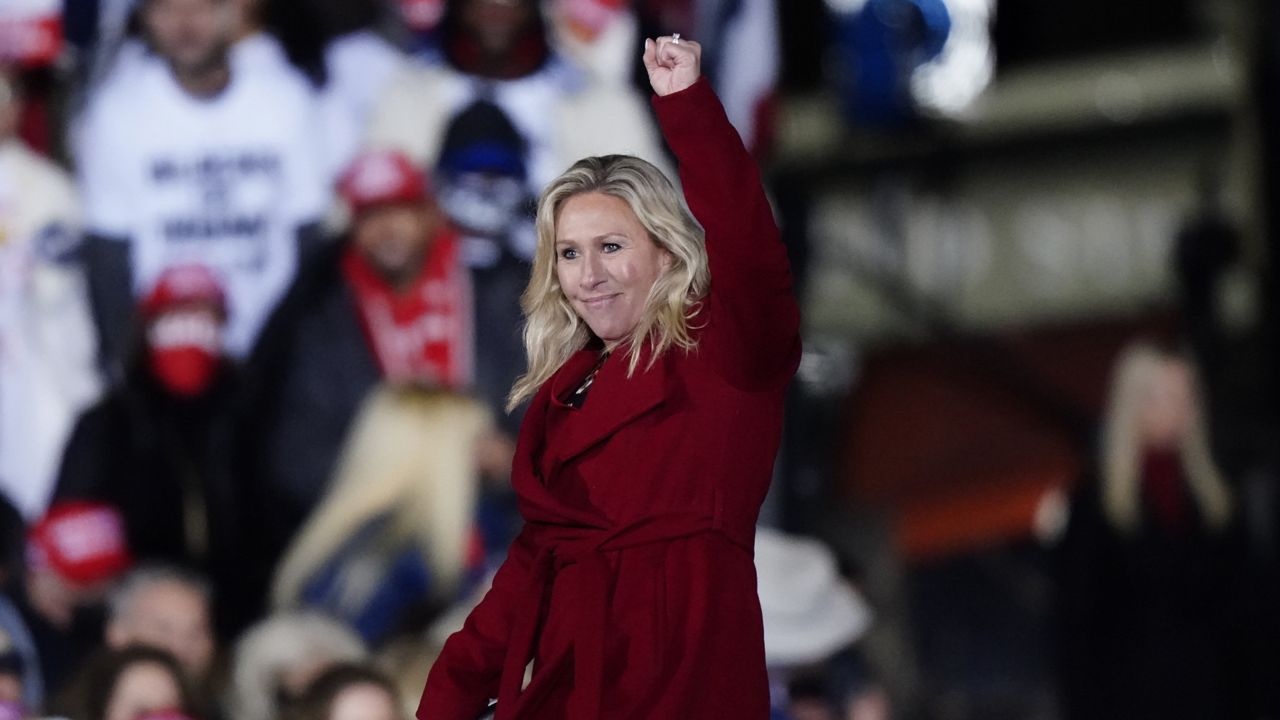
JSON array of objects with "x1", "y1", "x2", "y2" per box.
[{"x1": 494, "y1": 504, "x2": 752, "y2": 720}]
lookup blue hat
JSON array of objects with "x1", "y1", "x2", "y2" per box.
[{"x1": 437, "y1": 100, "x2": 528, "y2": 180}]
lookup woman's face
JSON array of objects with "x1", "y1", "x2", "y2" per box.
[
  {"x1": 1138, "y1": 358, "x2": 1195, "y2": 450},
  {"x1": 329, "y1": 683, "x2": 400, "y2": 720},
  {"x1": 554, "y1": 192, "x2": 672, "y2": 349},
  {"x1": 104, "y1": 661, "x2": 184, "y2": 720}
]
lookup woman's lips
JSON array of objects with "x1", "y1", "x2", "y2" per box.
[{"x1": 581, "y1": 293, "x2": 620, "y2": 309}]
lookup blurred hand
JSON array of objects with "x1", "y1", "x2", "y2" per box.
[
  {"x1": 643, "y1": 36, "x2": 701, "y2": 97},
  {"x1": 475, "y1": 430, "x2": 516, "y2": 481}
]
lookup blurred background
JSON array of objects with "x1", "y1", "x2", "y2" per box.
[{"x1": 2, "y1": 0, "x2": 1279, "y2": 719}]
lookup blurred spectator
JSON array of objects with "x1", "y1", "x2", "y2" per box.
[
  {"x1": 0, "y1": 62, "x2": 103, "y2": 524},
  {"x1": 433, "y1": 100, "x2": 534, "y2": 429},
  {"x1": 85, "y1": 0, "x2": 403, "y2": 182},
  {"x1": 283, "y1": 663, "x2": 404, "y2": 720},
  {"x1": 547, "y1": 0, "x2": 637, "y2": 87},
  {"x1": 75, "y1": 0, "x2": 328, "y2": 373},
  {"x1": 301, "y1": 0, "x2": 409, "y2": 180},
  {"x1": 827, "y1": 0, "x2": 951, "y2": 128},
  {"x1": 240, "y1": 151, "x2": 508, "y2": 619},
  {"x1": 226, "y1": 611, "x2": 366, "y2": 720},
  {"x1": 51, "y1": 266, "x2": 245, "y2": 637},
  {"x1": 317, "y1": 28, "x2": 406, "y2": 183},
  {"x1": 61, "y1": 645, "x2": 198, "y2": 720},
  {"x1": 103, "y1": 566, "x2": 214, "y2": 691},
  {"x1": 235, "y1": 0, "x2": 408, "y2": 179},
  {"x1": 755, "y1": 527, "x2": 881, "y2": 720},
  {"x1": 366, "y1": 0, "x2": 669, "y2": 206},
  {"x1": 271, "y1": 386, "x2": 491, "y2": 646},
  {"x1": 0, "y1": 0, "x2": 62, "y2": 69},
  {"x1": 0, "y1": 0, "x2": 61, "y2": 158},
  {"x1": 18, "y1": 501, "x2": 131, "y2": 698},
  {"x1": 1057, "y1": 341, "x2": 1249, "y2": 720}
]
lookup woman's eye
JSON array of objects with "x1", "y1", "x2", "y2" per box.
[
  {"x1": 602, "y1": 242, "x2": 621, "y2": 253},
  {"x1": 559, "y1": 247, "x2": 578, "y2": 259}
]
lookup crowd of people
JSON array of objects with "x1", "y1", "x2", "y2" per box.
[
  {"x1": 2, "y1": 1, "x2": 881, "y2": 719},
  {"x1": 6, "y1": 0, "x2": 1255, "y2": 718}
]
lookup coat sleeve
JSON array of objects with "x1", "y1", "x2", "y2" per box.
[
  {"x1": 417, "y1": 524, "x2": 537, "y2": 720},
  {"x1": 651, "y1": 78, "x2": 800, "y2": 390}
]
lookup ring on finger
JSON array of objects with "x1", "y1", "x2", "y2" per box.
[{"x1": 671, "y1": 33, "x2": 681, "y2": 44}]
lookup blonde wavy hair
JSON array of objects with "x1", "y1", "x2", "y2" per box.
[
  {"x1": 1099, "y1": 342, "x2": 1232, "y2": 533},
  {"x1": 508, "y1": 154, "x2": 709, "y2": 409},
  {"x1": 271, "y1": 386, "x2": 491, "y2": 612}
]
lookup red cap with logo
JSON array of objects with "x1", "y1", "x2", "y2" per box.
[
  {"x1": 140, "y1": 264, "x2": 227, "y2": 321},
  {"x1": 26, "y1": 501, "x2": 132, "y2": 587},
  {"x1": 339, "y1": 150, "x2": 430, "y2": 216}
]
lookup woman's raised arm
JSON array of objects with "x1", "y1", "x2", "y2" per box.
[{"x1": 645, "y1": 37, "x2": 801, "y2": 389}]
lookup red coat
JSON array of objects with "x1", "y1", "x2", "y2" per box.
[{"x1": 418, "y1": 78, "x2": 801, "y2": 720}]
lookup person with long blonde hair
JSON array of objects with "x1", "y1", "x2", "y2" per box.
[
  {"x1": 417, "y1": 34, "x2": 800, "y2": 720},
  {"x1": 1058, "y1": 341, "x2": 1247, "y2": 720},
  {"x1": 270, "y1": 386, "x2": 492, "y2": 643}
]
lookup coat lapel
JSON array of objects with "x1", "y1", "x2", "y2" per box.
[
  {"x1": 510, "y1": 375, "x2": 608, "y2": 528},
  {"x1": 548, "y1": 344, "x2": 670, "y2": 467},
  {"x1": 510, "y1": 344, "x2": 671, "y2": 527}
]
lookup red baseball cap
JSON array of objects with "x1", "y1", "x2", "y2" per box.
[
  {"x1": 339, "y1": 150, "x2": 430, "y2": 216},
  {"x1": 140, "y1": 264, "x2": 227, "y2": 321},
  {"x1": 26, "y1": 501, "x2": 133, "y2": 587}
]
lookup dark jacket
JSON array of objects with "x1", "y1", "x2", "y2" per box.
[
  {"x1": 235, "y1": 240, "x2": 381, "y2": 624},
  {"x1": 1056, "y1": 470, "x2": 1250, "y2": 720},
  {"x1": 53, "y1": 363, "x2": 245, "y2": 634}
]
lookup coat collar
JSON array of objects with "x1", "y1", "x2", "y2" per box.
[
  {"x1": 510, "y1": 342, "x2": 672, "y2": 527},
  {"x1": 547, "y1": 342, "x2": 670, "y2": 466}
]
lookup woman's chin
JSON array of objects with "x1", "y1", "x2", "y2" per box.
[{"x1": 586, "y1": 326, "x2": 628, "y2": 349}]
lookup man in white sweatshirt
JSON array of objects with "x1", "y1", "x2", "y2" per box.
[{"x1": 76, "y1": 0, "x2": 328, "y2": 372}]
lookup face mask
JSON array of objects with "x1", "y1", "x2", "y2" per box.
[
  {"x1": 438, "y1": 172, "x2": 528, "y2": 238},
  {"x1": 146, "y1": 310, "x2": 223, "y2": 397}
]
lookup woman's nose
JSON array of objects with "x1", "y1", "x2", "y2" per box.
[{"x1": 579, "y1": 252, "x2": 605, "y2": 287}]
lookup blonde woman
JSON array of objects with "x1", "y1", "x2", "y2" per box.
[
  {"x1": 417, "y1": 35, "x2": 800, "y2": 720},
  {"x1": 271, "y1": 386, "x2": 492, "y2": 644},
  {"x1": 1058, "y1": 341, "x2": 1246, "y2": 720}
]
